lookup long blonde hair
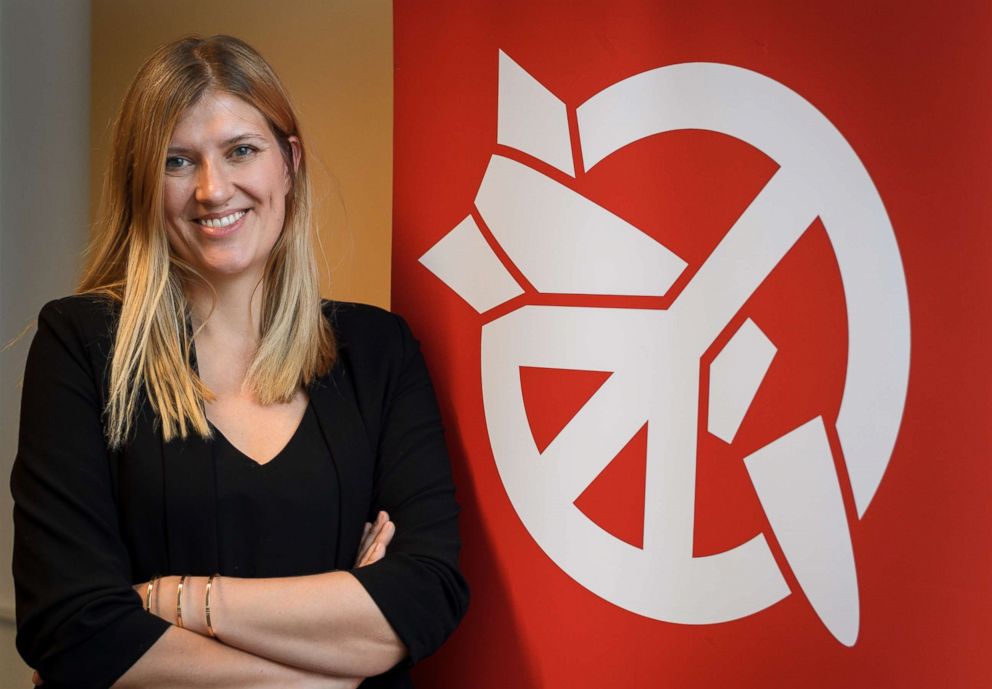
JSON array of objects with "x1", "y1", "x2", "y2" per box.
[{"x1": 80, "y1": 35, "x2": 335, "y2": 448}]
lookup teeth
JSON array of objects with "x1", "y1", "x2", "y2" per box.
[{"x1": 198, "y1": 210, "x2": 246, "y2": 228}]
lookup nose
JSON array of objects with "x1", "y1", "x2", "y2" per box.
[{"x1": 194, "y1": 159, "x2": 233, "y2": 206}]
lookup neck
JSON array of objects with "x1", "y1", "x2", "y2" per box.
[{"x1": 187, "y1": 270, "x2": 265, "y2": 346}]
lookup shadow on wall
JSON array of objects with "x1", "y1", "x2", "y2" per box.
[
  {"x1": 411, "y1": 428, "x2": 540, "y2": 689},
  {"x1": 1, "y1": 619, "x2": 31, "y2": 685}
]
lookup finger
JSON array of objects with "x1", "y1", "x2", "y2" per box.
[
  {"x1": 360, "y1": 542, "x2": 384, "y2": 567},
  {"x1": 360, "y1": 520, "x2": 395, "y2": 567},
  {"x1": 358, "y1": 544, "x2": 372, "y2": 568},
  {"x1": 358, "y1": 521, "x2": 373, "y2": 552},
  {"x1": 356, "y1": 512, "x2": 392, "y2": 567},
  {"x1": 376, "y1": 520, "x2": 396, "y2": 549},
  {"x1": 354, "y1": 524, "x2": 373, "y2": 567},
  {"x1": 364, "y1": 512, "x2": 389, "y2": 549},
  {"x1": 360, "y1": 517, "x2": 383, "y2": 558},
  {"x1": 356, "y1": 518, "x2": 384, "y2": 566},
  {"x1": 360, "y1": 520, "x2": 393, "y2": 567},
  {"x1": 32, "y1": 670, "x2": 43, "y2": 685}
]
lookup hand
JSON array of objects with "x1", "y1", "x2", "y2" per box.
[
  {"x1": 131, "y1": 576, "x2": 181, "y2": 625},
  {"x1": 132, "y1": 578, "x2": 154, "y2": 611},
  {"x1": 31, "y1": 670, "x2": 43, "y2": 685},
  {"x1": 354, "y1": 510, "x2": 395, "y2": 568}
]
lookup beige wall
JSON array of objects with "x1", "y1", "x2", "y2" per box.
[{"x1": 90, "y1": 0, "x2": 393, "y2": 308}]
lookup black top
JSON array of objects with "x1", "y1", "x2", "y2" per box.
[
  {"x1": 11, "y1": 296, "x2": 468, "y2": 689},
  {"x1": 212, "y1": 404, "x2": 339, "y2": 578}
]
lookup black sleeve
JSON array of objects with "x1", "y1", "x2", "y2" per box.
[
  {"x1": 11, "y1": 299, "x2": 170, "y2": 689},
  {"x1": 348, "y1": 313, "x2": 469, "y2": 664}
]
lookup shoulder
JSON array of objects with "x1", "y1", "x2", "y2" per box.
[
  {"x1": 33, "y1": 293, "x2": 119, "y2": 367},
  {"x1": 38, "y1": 293, "x2": 119, "y2": 331},
  {"x1": 318, "y1": 301, "x2": 428, "y2": 405},
  {"x1": 321, "y1": 300, "x2": 416, "y2": 361}
]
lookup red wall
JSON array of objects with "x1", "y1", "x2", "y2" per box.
[{"x1": 392, "y1": 2, "x2": 992, "y2": 686}]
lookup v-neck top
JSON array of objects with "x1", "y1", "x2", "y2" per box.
[
  {"x1": 211, "y1": 403, "x2": 340, "y2": 578},
  {"x1": 13, "y1": 297, "x2": 468, "y2": 689}
]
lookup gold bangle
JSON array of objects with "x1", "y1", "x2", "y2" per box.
[
  {"x1": 205, "y1": 574, "x2": 218, "y2": 638},
  {"x1": 145, "y1": 576, "x2": 159, "y2": 613},
  {"x1": 176, "y1": 575, "x2": 187, "y2": 629}
]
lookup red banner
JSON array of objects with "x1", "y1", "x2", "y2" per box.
[{"x1": 392, "y1": 2, "x2": 992, "y2": 686}]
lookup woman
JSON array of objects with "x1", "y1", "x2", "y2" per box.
[{"x1": 11, "y1": 35, "x2": 467, "y2": 689}]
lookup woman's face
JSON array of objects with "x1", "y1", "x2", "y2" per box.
[{"x1": 163, "y1": 90, "x2": 298, "y2": 283}]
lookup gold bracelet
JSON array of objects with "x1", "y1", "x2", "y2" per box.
[
  {"x1": 205, "y1": 574, "x2": 219, "y2": 638},
  {"x1": 176, "y1": 575, "x2": 188, "y2": 629},
  {"x1": 145, "y1": 576, "x2": 159, "y2": 613}
]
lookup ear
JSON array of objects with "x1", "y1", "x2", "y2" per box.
[
  {"x1": 284, "y1": 135, "x2": 302, "y2": 192},
  {"x1": 287, "y1": 135, "x2": 302, "y2": 173}
]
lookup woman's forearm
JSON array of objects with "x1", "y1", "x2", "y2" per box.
[
  {"x1": 151, "y1": 572, "x2": 406, "y2": 678},
  {"x1": 110, "y1": 625, "x2": 362, "y2": 689}
]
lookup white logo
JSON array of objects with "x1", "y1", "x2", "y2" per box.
[{"x1": 420, "y1": 53, "x2": 910, "y2": 646}]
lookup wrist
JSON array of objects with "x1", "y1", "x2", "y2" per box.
[
  {"x1": 149, "y1": 575, "x2": 173, "y2": 624},
  {"x1": 181, "y1": 575, "x2": 209, "y2": 635},
  {"x1": 151, "y1": 575, "x2": 209, "y2": 634},
  {"x1": 204, "y1": 573, "x2": 220, "y2": 639}
]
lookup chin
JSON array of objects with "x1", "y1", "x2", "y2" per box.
[{"x1": 195, "y1": 251, "x2": 265, "y2": 279}]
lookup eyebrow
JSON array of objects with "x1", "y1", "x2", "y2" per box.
[{"x1": 167, "y1": 133, "x2": 268, "y2": 155}]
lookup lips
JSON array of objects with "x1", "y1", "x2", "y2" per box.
[{"x1": 194, "y1": 209, "x2": 248, "y2": 238}]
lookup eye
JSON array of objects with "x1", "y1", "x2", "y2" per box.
[
  {"x1": 231, "y1": 144, "x2": 258, "y2": 159},
  {"x1": 165, "y1": 156, "x2": 191, "y2": 172}
]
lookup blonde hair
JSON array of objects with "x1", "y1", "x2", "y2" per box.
[{"x1": 80, "y1": 35, "x2": 335, "y2": 448}]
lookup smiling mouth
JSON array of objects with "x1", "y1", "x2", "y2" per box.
[{"x1": 196, "y1": 210, "x2": 248, "y2": 228}]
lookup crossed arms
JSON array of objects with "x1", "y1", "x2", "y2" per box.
[
  {"x1": 110, "y1": 515, "x2": 402, "y2": 689},
  {"x1": 13, "y1": 299, "x2": 468, "y2": 689}
]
